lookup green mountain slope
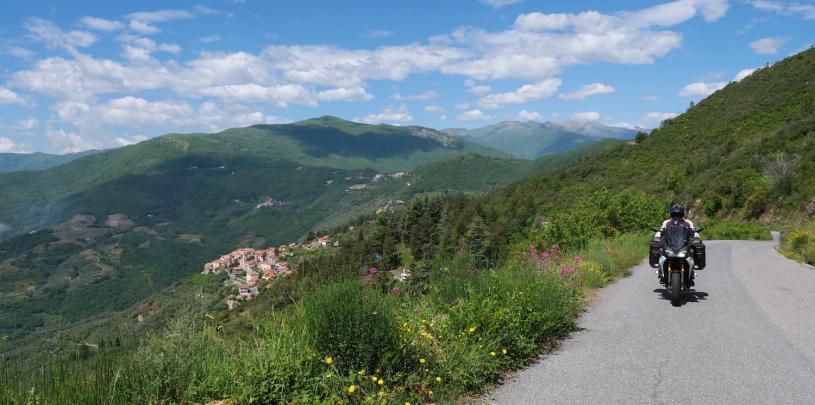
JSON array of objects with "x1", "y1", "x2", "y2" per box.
[
  {"x1": 0, "y1": 151, "x2": 99, "y2": 173},
  {"x1": 0, "y1": 117, "x2": 613, "y2": 350},
  {"x1": 444, "y1": 121, "x2": 636, "y2": 159},
  {"x1": 492, "y1": 47, "x2": 815, "y2": 223}
]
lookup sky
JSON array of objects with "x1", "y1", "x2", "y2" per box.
[{"x1": 0, "y1": 0, "x2": 812, "y2": 154}]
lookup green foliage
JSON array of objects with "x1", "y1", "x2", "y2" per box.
[
  {"x1": 543, "y1": 189, "x2": 665, "y2": 249},
  {"x1": 302, "y1": 280, "x2": 404, "y2": 374},
  {"x1": 0, "y1": 151, "x2": 98, "y2": 173},
  {"x1": 703, "y1": 221, "x2": 772, "y2": 240},
  {"x1": 783, "y1": 229, "x2": 815, "y2": 265}
]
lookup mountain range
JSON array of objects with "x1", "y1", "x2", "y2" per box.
[
  {"x1": 0, "y1": 151, "x2": 98, "y2": 173},
  {"x1": 0, "y1": 115, "x2": 618, "y2": 353},
  {"x1": 444, "y1": 120, "x2": 640, "y2": 159}
]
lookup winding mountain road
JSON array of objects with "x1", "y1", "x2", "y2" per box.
[{"x1": 488, "y1": 237, "x2": 815, "y2": 404}]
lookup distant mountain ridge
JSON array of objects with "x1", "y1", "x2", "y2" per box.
[
  {"x1": 444, "y1": 120, "x2": 640, "y2": 159},
  {"x1": 0, "y1": 151, "x2": 99, "y2": 173}
]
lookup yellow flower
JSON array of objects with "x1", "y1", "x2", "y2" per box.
[
  {"x1": 405, "y1": 402, "x2": 411, "y2": 405},
  {"x1": 468, "y1": 326, "x2": 476, "y2": 333},
  {"x1": 372, "y1": 376, "x2": 378, "y2": 382},
  {"x1": 325, "y1": 373, "x2": 332, "y2": 378},
  {"x1": 435, "y1": 376, "x2": 442, "y2": 382},
  {"x1": 378, "y1": 391, "x2": 385, "y2": 397},
  {"x1": 325, "y1": 356, "x2": 333, "y2": 364},
  {"x1": 429, "y1": 322, "x2": 434, "y2": 327},
  {"x1": 420, "y1": 331, "x2": 427, "y2": 337},
  {"x1": 428, "y1": 390, "x2": 433, "y2": 395},
  {"x1": 378, "y1": 378, "x2": 384, "y2": 385},
  {"x1": 348, "y1": 385, "x2": 356, "y2": 394},
  {"x1": 502, "y1": 349, "x2": 508, "y2": 355},
  {"x1": 419, "y1": 358, "x2": 426, "y2": 364},
  {"x1": 490, "y1": 351, "x2": 497, "y2": 356},
  {"x1": 358, "y1": 370, "x2": 365, "y2": 375}
]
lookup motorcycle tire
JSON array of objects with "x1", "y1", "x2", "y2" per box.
[{"x1": 670, "y1": 271, "x2": 682, "y2": 304}]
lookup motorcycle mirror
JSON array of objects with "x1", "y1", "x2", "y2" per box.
[
  {"x1": 694, "y1": 227, "x2": 704, "y2": 233},
  {"x1": 650, "y1": 227, "x2": 660, "y2": 232}
]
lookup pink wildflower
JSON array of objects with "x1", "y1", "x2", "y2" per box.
[
  {"x1": 574, "y1": 256, "x2": 582, "y2": 266},
  {"x1": 390, "y1": 287, "x2": 401, "y2": 295}
]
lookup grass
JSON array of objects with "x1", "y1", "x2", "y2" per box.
[
  {"x1": 1, "y1": 233, "x2": 645, "y2": 404},
  {"x1": 703, "y1": 220, "x2": 773, "y2": 240}
]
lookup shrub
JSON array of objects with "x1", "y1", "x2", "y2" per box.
[
  {"x1": 703, "y1": 220, "x2": 772, "y2": 240},
  {"x1": 784, "y1": 230, "x2": 815, "y2": 265},
  {"x1": 577, "y1": 259, "x2": 608, "y2": 289},
  {"x1": 302, "y1": 280, "x2": 405, "y2": 374}
]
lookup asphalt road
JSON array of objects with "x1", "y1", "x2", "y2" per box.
[{"x1": 488, "y1": 238, "x2": 815, "y2": 404}]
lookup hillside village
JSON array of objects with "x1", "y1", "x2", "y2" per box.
[{"x1": 202, "y1": 235, "x2": 333, "y2": 308}]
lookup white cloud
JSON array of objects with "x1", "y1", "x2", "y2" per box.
[
  {"x1": 516, "y1": 110, "x2": 542, "y2": 121},
  {"x1": 479, "y1": 79, "x2": 561, "y2": 108},
  {"x1": 126, "y1": 9, "x2": 194, "y2": 23},
  {"x1": 643, "y1": 112, "x2": 678, "y2": 123},
  {"x1": 465, "y1": 79, "x2": 492, "y2": 95},
  {"x1": 749, "y1": 0, "x2": 815, "y2": 19},
  {"x1": 361, "y1": 30, "x2": 395, "y2": 39},
  {"x1": 199, "y1": 34, "x2": 222, "y2": 43},
  {"x1": 570, "y1": 111, "x2": 601, "y2": 122},
  {"x1": 734, "y1": 68, "x2": 757, "y2": 81},
  {"x1": 362, "y1": 105, "x2": 413, "y2": 124},
  {"x1": 4, "y1": 46, "x2": 34, "y2": 59},
  {"x1": 25, "y1": 18, "x2": 97, "y2": 50},
  {"x1": 678, "y1": 81, "x2": 726, "y2": 97},
  {"x1": 0, "y1": 87, "x2": 26, "y2": 105},
  {"x1": 424, "y1": 105, "x2": 445, "y2": 113},
  {"x1": 80, "y1": 17, "x2": 123, "y2": 31},
  {"x1": 199, "y1": 83, "x2": 318, "y2": 107},
  {"x1": 318, "y1": 86, "x2": 374, "y2": 102},
  {"x1": 480, "y1": 0, "x2": 524, "y2": 7},
  {"x1": 392, "y1": 91, "x2": 438, "y2": 101},
  {"x1": 457, "y1": 109, "x2": 490, "y2": 121},
  {"x1": 114, "y1": 135, "x2": 148, "y2": 147},
  {"x1": 16, "y1": 118, "x2": 38, "y2": 130},
  {"x1": 46, "y1": 128, "x2": 98, "y2": 153},
  {"x1": 0, "y1": 137, "x2": 24, "y2": 152},
  {"x1": 750, "y1": 37, "x2": 788, "y2": 54},
  {"x1": 128, "y1": 20, "x2": 161, "y2": 35},
  {"x1": 559, "y1": 82, "x2": 616, "y2": 100},
  {"x1": 125, "y1": 9, "x2": 193, "y2": 35}
]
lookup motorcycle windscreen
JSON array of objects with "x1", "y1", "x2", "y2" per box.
[{"x1": 663, "y1": 220, "x2": 690, "y2": 252}]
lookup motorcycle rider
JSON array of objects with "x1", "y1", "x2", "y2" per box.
[{"x1": 654, "y1": 204, "x2": 698, "y2": 284}]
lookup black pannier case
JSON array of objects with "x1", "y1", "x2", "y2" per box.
[
  {"x1": 692, "y1": 238, "x2": 706, "y2": 270},
  {"x1": 649, "y1": 238, "x2": 663, "y2": 268}
]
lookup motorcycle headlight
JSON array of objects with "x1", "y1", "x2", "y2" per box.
[
  {"x1": 664, "y1": 249, "x2": 676, "y2": 257},
  {"x1": 677, "y1": 249, "x2": 687, "y2": 258}
]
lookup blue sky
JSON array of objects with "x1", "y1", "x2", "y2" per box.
[{"x1": 0, "y1": 0, "x2": 812, "y2": 153}]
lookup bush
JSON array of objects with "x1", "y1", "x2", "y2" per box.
[
  {"x1": 302, "y1": 280, "x2": 405, "y2": 374},
  {"x1": 784, "y1": 230, "x2": 815, "y2": 265},
  {"x1": 704, "y1": 221, "x2": 772, "y2": 240}
]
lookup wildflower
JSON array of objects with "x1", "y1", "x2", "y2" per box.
[
  {"x1": 391, "y1": 287, "x2": 401, "y2": 295},
  {"x1": 368, "y1": 267, "x2": 378, "y2": 274},
  {"x1": 419, "y1": 358, "x2": 426, "y2": 364},
  {"x1": 490, "y1": 351, "x2": 496, "y2": 356},
  {"x1": 502, "y1": 349, "x2": 507, "y2": 355},
  {"x1": 378, "y1": 378, "x2": 384, "y2": 385},
  {"x1": 372, "y1": 376, "x2": 378, "y2": 382},
  {"x1": 428, "y1": 390, "x2": 433, "y2": 395},
  {"x1": 325, "y1": 356, "x2": 333, "y2": 364},
  {"x1": 468, "y1": 326, "x2": 476, "y2": 333},
  {"x1": 378, "y1": 391, "x2": 385, "y2": 397},
  {"x1": 420, "y1": 332, "x2": 427, "y2": 337},
  {"x1": 348, "y1": 385, "x2": 356, "y2": 394},
  {"x1": 560, "y1": 266, "x2": 576, "y2": 275},
  {"x1": 435, "y1": 376, "x2": 442, "y2": 382},
  {"x1": 574, "y1": 255, "x2": 582, "y2": 265},
  {"x1": 325, "y1": 373, "x2": 333, "y2": 378},
  {"x1": 358, "y1": 370, "x2": 365, "y2": 375},
  {"x1": 406, "y1": 402, "x2": 411, "y2": 405}
]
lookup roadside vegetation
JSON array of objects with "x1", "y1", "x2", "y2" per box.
[{"x1": 782, "y1": 227, "x2": 815, "y2": 266}]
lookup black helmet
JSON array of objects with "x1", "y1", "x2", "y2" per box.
[{"x1": 669, "y1": 204, "x2": 685, "y2": 219}]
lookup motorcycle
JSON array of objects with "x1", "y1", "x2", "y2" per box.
[{"x1": 649, "y1": 221, "x2": 705, "y2": 304}]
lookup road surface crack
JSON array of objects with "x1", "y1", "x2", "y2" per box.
[{"x1": 651, "y1": 357, "x2": 669, "y2": 405}]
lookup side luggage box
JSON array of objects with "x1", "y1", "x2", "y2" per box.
[
  {"x1": 649, "y1": 238, "x2": 663, "y2": 268},
  {"x1": 692, "y1": 238, "x2": 706, "y2": 269}
]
